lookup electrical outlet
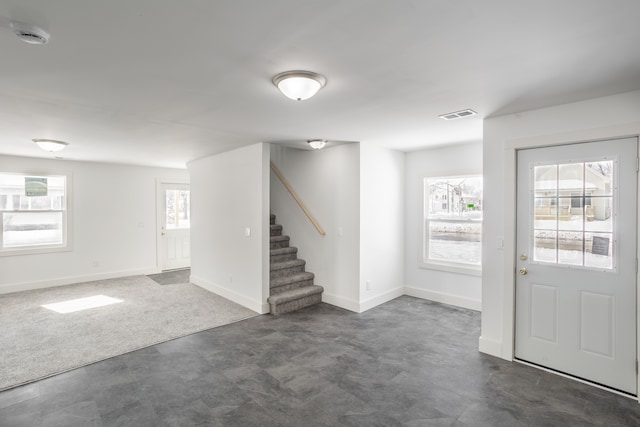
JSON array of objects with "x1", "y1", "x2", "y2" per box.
[
  {"x1": 245, "y1": 227, "x2": 251, "y2": 237},
  {"x1": 366, "y1": 281, "x2": 372, "y2": 291},
  {"x1": 92, "y1": 261, "x2": 99, "y2": 267}
]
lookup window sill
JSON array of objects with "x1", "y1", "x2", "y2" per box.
[
  {"x1": 419, "y1": 262, "x2": 482, "y2": 276},
  {"x1": 0, "y1": 245, "x2": 72, "y2": 257}
]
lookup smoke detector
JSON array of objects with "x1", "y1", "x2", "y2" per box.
[{"x1": 10, "y1": 21, "x2": 50, "y2": 45}]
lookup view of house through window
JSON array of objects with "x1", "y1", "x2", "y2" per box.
[
  {"x1": 533, "y1": 161, "x2": 614, "y2": 269},
  {"x1": 0, "y1": 173, "x2": 67, "y2": 251},
  {"x1": 424, "y1": 175, "x2": 483, "y2": 269}
]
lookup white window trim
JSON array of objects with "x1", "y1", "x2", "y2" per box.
[
  {"x1": 0, "y1": 172, "x2": 73, "y2": 257},
  {"x1": 420, "y1": 171, "x2": 482, "y2": 276}
]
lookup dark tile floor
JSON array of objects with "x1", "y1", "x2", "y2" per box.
[
  {"x1": 147, "y1": 269, "x2": 191, "y2": 285},
  {"x1": 1, "y1": 296, "x2": 640, "y2": 426}
]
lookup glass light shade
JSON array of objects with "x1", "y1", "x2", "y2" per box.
[
  {"x1": 308, "y1": 139, "x2": 327, "y2": 150},
  {"x1": 33, "y1": 139, "x2": 69, "y2": 152},
  {"x1": 273, "y1": 71, "x2": 326, "y2": 101}
]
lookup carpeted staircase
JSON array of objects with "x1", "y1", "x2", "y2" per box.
[{"x1": 267, "y1": 214, "x2": 323, "y2": 315}]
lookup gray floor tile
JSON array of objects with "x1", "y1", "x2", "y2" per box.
[{"x1": 2, "y1": 296, "x2": 640, "y2": 426}]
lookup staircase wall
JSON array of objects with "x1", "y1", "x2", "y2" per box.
[
  {"x1": 270, "y1": 144, "x2": 361, "y2": 311},
  {"x1": 189, "y1": 143, "x2": 270, "y2": 314}
]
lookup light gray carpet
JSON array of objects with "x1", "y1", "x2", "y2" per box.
[{"x1": 0, "y1": 275, "x2": 258, "y2": 391}]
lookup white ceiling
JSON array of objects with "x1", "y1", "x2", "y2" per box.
[{"x1": 1, "y1": 1, "x2": 639, "y2": 169}]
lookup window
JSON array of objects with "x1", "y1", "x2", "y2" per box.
[
  {"x1": 533, "y1": 161, "x2": 613, "y2": 270},
  {"x1": 0, "y1": 173, "x2": 69, "y2": 255},
  {"x1": 422, "y1": 174, "x2": 482, "y2": 274},
  {"x1": 165, "y1": 189, "x2": 190, "y2": 229}
]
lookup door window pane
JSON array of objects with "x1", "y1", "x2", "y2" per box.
[
  {"x1": 585, "y1": 197, "x2": 613, "y2": 233},
  {"x1": 557, "y1": 209, "x2": 583, "y2": 231},
  {"x1": 534, "y1": 165, "x2": 557, "y2": 197},
  {"x1": 585, "y1": 232, "x2": 613, "y2": 269},
  {"x1": 166, "y1": 190, "x2": 190, "y2": 229},
  {"x1": 533, "y1": 230, "x2": 557, "y2": 263},
  {"x1": 559, "y1": 163, "x2": 584, "y2": 194},
  {"x1": 531, "y1": 160, "x2": 615, "y2": 270},
  {"x1": 586, "y1": 161, "x2": 613, "y2": 196},
  {"x1": 557, "y1": 231, "x2": 583, "y2": 266}
]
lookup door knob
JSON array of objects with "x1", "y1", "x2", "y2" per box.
[{"x1": 519, "y1": 267, "x2": 527, "y2": 275}]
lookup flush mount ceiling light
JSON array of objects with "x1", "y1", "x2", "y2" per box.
[
  {"x1": 33, "y1": 139, "x2": 69, "y2": 152},
  {"x1": 273, "y1": 70, "x2": 326, "y2": 101},
  {"x1": 307, "y1": 139, "x2": 327, "y2": 150},
  {"x1": 438, "y1": 109, "x2": 478, "y2": 120},
  {"x1": 10, "y1": 21, "x2": 50, "y2": 45}
]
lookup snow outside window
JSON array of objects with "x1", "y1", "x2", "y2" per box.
[
  {"x1": 422, "y1": 174, "x2": 482, "y2": 275},
  {"x1": 0, "y1": 173, "x2": 69, "y2": 255}
]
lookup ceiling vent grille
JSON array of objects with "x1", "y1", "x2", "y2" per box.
[{"x1": 438, "y1": 109, "x2": 478, "y2": 120}]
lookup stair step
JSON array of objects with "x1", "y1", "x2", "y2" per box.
[
  {"x1": 267, "y1": 285, "x2": 324, "y2": 315},
  {"x1": 270, "y1": 224, "x2": 283, "y2": 237},
  {"x1": 270, "y1": 271, "x2": 314, "y2": 294},
  {"x1": 270, "y1": 235, "x2": 290, "y2": 249},
  {"x1": 270, "y1": 214, "x2": 276, "y2": 225},
  {"x1": 270, "y1": 247, "x2": 298, "y2": 263},
  {"x1": 270, "y1": 259, "x2": 305, "y2": 279}
]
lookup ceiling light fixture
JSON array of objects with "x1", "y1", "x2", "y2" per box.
[
  {"x1": 273, "y1": 70, "x2": 326, "y2": 101},
  {"x1": 10, "y1": 21, "x2": 50, "y2": 45},
  {"x1": 33, "y1": 139, "x2": 69, "y2": 152},
  {"x1": 307, "y1": 139, "x2": 327, "y2": 150}
]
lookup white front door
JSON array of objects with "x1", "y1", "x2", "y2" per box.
[
  {"x1": 159, "y1": 183, "x2": 190, "y2": 271},
  {"x1": 515, "y1": 137, "x2": 638, "y2": 395}
]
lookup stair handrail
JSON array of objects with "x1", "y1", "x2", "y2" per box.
[{"x1": 270, "y1": 161, "x2": 326, "y2": 236}]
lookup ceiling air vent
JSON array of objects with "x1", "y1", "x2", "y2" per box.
[
  {"x1": 438, "y1": 109, "x2": 478, "y2": 120},
  {"x1": 10, "y1": 21, "x2": 50, "y2": 45}
]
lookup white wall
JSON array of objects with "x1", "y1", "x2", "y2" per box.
[
  {"x1": 188, "y1": 143, "x2": 270, "y2": 314},
  {"x1": 270, "y1": 144, "x2": 361, "y2": 311},
  {"x1": 359, "y1": 145, "x2": 405, "y2": 311},
  {"x1": 404, "y1": 142, "x2": 483, "y2": 310},
  {"x1": 0, "y1": 155, "x2": 188, "y2": 294},
  {"x1": 481, "y1": 90, "x2": 640, "y2": 360}
]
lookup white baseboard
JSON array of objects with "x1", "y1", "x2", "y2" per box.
[
  {"x1": 359, "y1": 286, "x2": 405, "y2": 313},
  {"x1": 0, "y1": 267, "x2": 159, "y2": 295},
  {"x1": 321, "y1": 292, "x2": 360, "y2": 313},
  {"x1": 322, "y1": 287, "x2": 404, "y2": 313},
  {"x1": 478, "y1": 336, "x2": 504, "y2": 358},
  {"x1": 190, "y1": 275, "x2": 267, "y2": 314},
  {"x1": 404, "y1": 286, "x2": 481, "y2": 311}
]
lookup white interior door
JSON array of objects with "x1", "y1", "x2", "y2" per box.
[
  {"x1": 515, "y1": 137, "x2": 638, "y2": 395},
  {"x1": 159, "y1": 183, "x2": 190, "y2": 271}
]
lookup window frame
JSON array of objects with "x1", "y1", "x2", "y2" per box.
[
  {"x1": 420, "y1": 172, "x2": 482, "y2": 276},
  {"x1": 0, "y1": 171, "x2": 72, "y2": 256}
]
